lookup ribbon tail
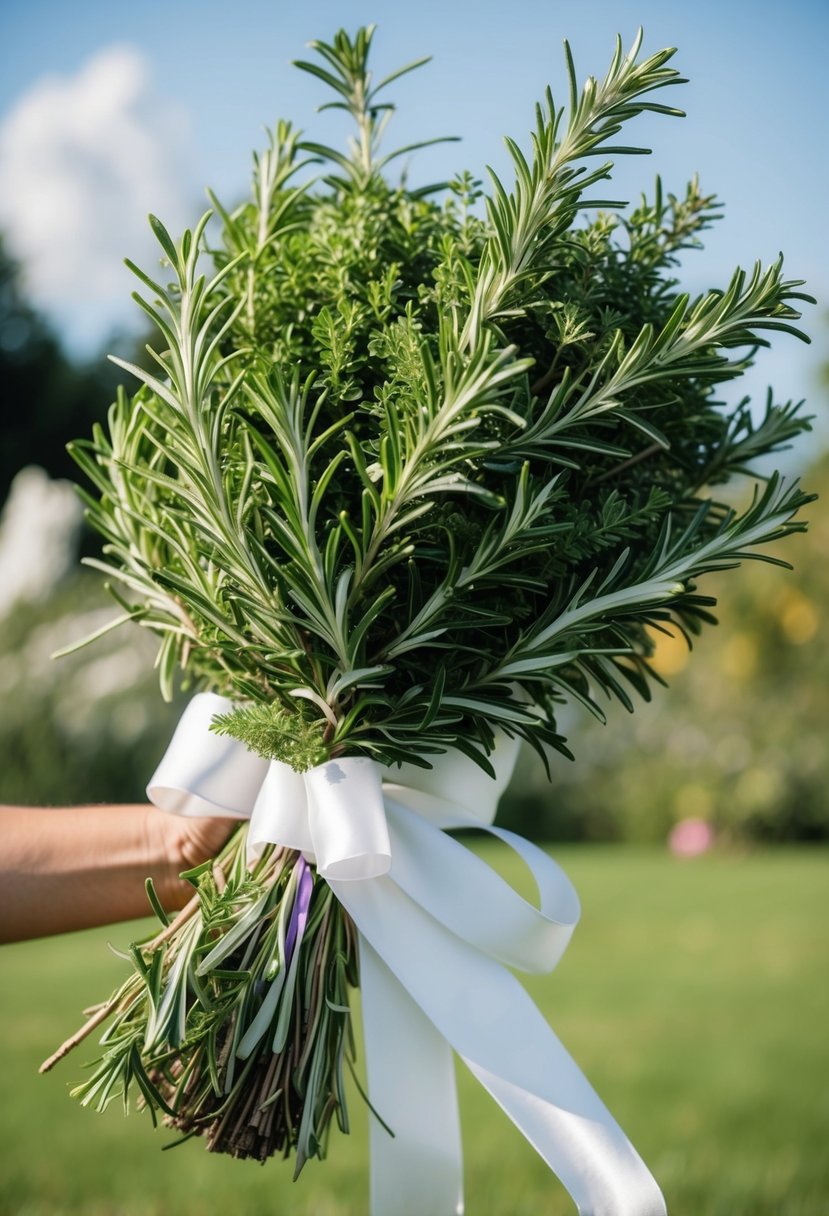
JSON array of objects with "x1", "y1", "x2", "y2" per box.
[
  {"x1": 360, "y1": 937, "x2": 464, "y2": 1216},
  {"x1": 333, "y1": 878, "x2": 665, "y2": 1216},
  {"x1": 462, "y1": 1056, "x2": 666, "y2": 1216}
]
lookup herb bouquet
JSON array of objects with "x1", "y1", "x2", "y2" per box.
[{"x1": 44, "y1": 25, "x2": 813, "y2": 1215}]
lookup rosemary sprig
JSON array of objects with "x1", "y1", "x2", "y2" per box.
[
  {"x1": 49, "y1": 837, "x2": 357, "y2": 1172},
  {"x1": 53, "y1": 24, "x2": 814, "y2": 1170}
]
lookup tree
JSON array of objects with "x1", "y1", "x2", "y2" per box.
[{"x1": 0, "y1": 235, "x2": 120, "y2": 504}]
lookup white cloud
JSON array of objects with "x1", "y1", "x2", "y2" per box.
[{"x1": 0, "y1": 46, "x2": 195, "y2": 355}]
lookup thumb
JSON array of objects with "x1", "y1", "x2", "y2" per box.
[{"x1": 178, "y1": 815, "x2": 243, "y2": 870}]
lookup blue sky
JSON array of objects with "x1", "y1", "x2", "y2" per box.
[{"x1": 1, "y1": 0, "x2": 827, "y2": 452}]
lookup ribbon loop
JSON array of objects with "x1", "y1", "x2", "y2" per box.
[
  {"x1": 147, "y1": 692, "x2": 268, "y2": 818},
  {"x1": 247, "y1": 760, "x2": 311, "y2": 858},
  {"x1": 383, "y1": 799, "x2": 579, "y2": 974},
  {"x1": 386, "y1": 729, "x2": 522, "y2": 829},
  {"x1": 304, "y1": 757, "x2": 391, "y2": 881}
]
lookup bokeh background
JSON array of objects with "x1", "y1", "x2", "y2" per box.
[{"x1": 1, "y1": 2, "x2": 827, "y2": 1214}]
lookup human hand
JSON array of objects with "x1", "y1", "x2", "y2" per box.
[
  {"x1": 1, "y1": 803, "x2": 242, "y2": 943},
  {"x1": 147, "y1": 807, "x2": 242, "y2": 911}
]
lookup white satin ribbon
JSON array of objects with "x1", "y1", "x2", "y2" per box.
[{"x1": 148, "y1": 694, "x2": 666, "y2": 1216}]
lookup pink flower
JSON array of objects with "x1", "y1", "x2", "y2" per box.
[{"x1": 668, "y1": 817, "x2": 713, "y2": 857}]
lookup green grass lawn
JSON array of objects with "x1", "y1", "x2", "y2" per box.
[{"x1": 1, "y1": 847, "x2": 827, "y2": 1216}]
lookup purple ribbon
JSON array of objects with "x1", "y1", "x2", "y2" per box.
[{"x1": 285, "y1": 856, "x2": 314, "y2": 963}]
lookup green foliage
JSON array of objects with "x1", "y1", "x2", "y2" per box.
[
  {"x1": 73, "y1": 27, "x2": 814, "y2": 778},
  {"x1": 66, "y1": 840, "x2": 357, "y2": 1172},
  {"x1": 0, "y1": 573, "x2": 178, "y2": 806},
  {"x1": 211, "y1": 702, "x2": 327, "y2": 771},
  {"x1": 506, "y1": 451, "x2": 829, "y2": 843}
]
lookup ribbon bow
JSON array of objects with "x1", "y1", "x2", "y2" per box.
[{"x1": 148, "y1": 693, "x2": 666, "y2": 1216}]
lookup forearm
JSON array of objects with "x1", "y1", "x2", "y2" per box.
[{"x1": 0, "y1": 803, "x2": 184, "y2": 944}]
